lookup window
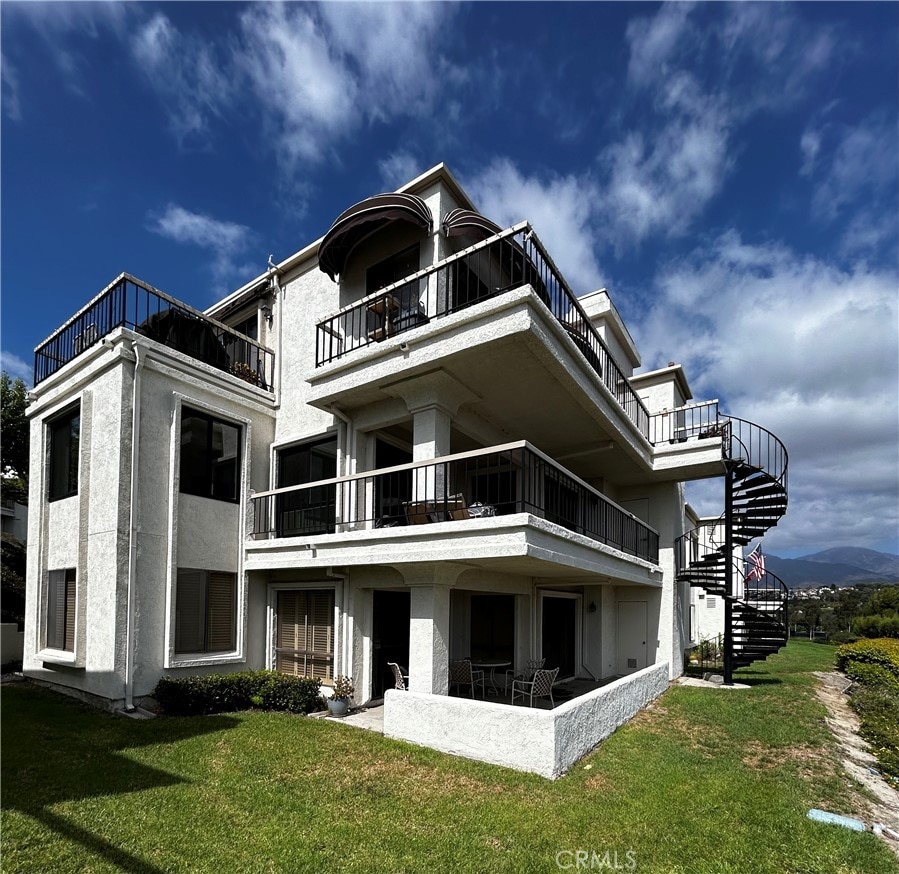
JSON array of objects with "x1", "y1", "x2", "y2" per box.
[
  {"x1": 180, "y1": 408, "x2": 241, "y2": 502},
  {"x1": 366, "y1": 243, "x2": 419, "y2": 294},
  {"x1": 277, "y1": 438, "x2": 337, "y2": 536},
  {"x1": 230, "y1": 313, "x2": 258, "y2": 341},
  {"x1": 48, "y1": 404, "x2": 80, "y2": 501},
  {"x1": 276, "y1": 590, "x2": 334, "y2": 680},
  {"x1": 47, "y1": 568, "x2": 76, "y2": 651},
  {"x1": 175, "y1": 569, "x2": 237, "y2": 654}
]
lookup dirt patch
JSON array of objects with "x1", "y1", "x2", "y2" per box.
[
  {"x1": 740, "y1": 739, "x2": 837, "y2": 780},
  {"x1": 814, "y1": 671, "x2": 899, "y2": 855}
]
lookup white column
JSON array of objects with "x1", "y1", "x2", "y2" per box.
[
  {"x1": 412, "y1": 404, "x2": 452, "y2": 502},
  {"x1": 408, "y1": 585, "x2": 451, "y2": 694}
]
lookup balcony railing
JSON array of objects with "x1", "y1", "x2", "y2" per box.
[
  {"x1": 250, "y1": 441, "x2": 659, "y2": 563},
  {"x1": 316, "y1": 224, "x2": 651, "y2": 438},
  {"x1": 648, "y1": 400, "x2": 722, "y2": 445},
  {"x1": 34, "y1": 273, "x2": 275, "y2": 389}
]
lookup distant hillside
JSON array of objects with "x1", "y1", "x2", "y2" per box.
[
  {"x1": 799, "y1": 547, "x2": 899, "y2": 578},
  {"x1": 764, "y1": 547, "x2": 899, "y2": 589}
]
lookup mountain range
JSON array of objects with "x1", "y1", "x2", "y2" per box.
[{"x1": 764, "y1": 547, "x2": 899, "y2": 589}]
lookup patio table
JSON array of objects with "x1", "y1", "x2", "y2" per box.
[{"x1": 470, "y1": 660, "x2": 511, "y2": 695}]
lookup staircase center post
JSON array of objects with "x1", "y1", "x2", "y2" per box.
[{"x1": 723, "y1": 465, "x2": 735, "y2": 685}]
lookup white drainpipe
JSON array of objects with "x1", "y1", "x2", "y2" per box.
[{"x1": 124, "y1": 340, "x2": 145, "y2": 711}]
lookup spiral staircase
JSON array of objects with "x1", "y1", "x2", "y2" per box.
[{"x1": 676, "y1": 416, "x2": 790, "y2": 683}]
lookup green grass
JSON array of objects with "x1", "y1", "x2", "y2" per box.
[{"x1": 3, "y1": 641, "x2": 897, "y2": 873}]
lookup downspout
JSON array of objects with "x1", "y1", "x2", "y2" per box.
[
  {"x1": 267, "y1": 256, "x2": 283, "y2": 409},
  {"x1": 327, "y1": 567, "x2": 351, "y2": 677},
  {"x1": 328, "y1": 403, "x2": 354, "y2": 679},
  {"x1": 124, "y1": 340, "x2": 145, "y2": 711}
]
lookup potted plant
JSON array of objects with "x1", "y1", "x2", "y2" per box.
[{"x1": 326, "y1": 675, "x2": 354, "y2": 717}]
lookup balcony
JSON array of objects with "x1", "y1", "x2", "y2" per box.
[
  {"x1": 250, "y1": 441, "x2": 659, "y2": 564},
  {"x1": 33, "y1": 273, "x2": 275, "y2": 389},
  {"x1": 315, "y1": 225, "x2": 650, "y2": 438}
]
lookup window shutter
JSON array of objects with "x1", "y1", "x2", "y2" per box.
[
  {"x1": 206, "y1": 572, "x2": 236, "y2": 652},
  {"x1": 47, "y1": 570, "x2": 66, "y2": 650},
  {"x1": 310, "y1": 591, "x2": 334, "y2": 680},
  {"x1": 276, "y1": 591, "x2": 301, "y2": 675},
  {"x1": 64, "y1": 569, "x2": 77, "y2": 652},
  {"x1": 175, "y1": 569, "x2": 205, "y2": 653}
]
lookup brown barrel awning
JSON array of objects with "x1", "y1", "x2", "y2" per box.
[
  {"x1": 442, "y1": 208, "x2": 502, "y2": 242},
  {"x1": 318, "y1": 193, "x2": 432, "y2": 280}
]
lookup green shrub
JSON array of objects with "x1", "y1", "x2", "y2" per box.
[
  {"x1": 153, "y1": 670, "x2": 322, "y2": 716},
  {"x1": 851, "y1": 685, "x2": 899, "y2": 786},
  {"x1": 259, "y1": 675, "x2": 323, "y2": 714},
  {"x1": 836, "y1": 637, "x2": 899, "y2": 689},
  {"x1": 827, "y1": 631, "x2": 859, "y2": 645},
  {"x1": 854, "y1": 614, "x2": 899, "y2": 639}
]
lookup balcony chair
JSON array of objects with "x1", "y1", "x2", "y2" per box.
[
  {"x1": 504, "y1": 657, "x2": 545, "y2": 694},
  {"x1": 511, "y1": 667, "x2": 559, "y2": 708},
  {"x1": 387, "y1": 662, "x2": 409, "y2": 691},
  {"x1": 448, "y1": 659, "x2": 485, "y2": 698}
]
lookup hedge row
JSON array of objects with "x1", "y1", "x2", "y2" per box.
[
  {"x1": 837, "y1": 638, "x2": 899, "y2": 786},
  {"x1": 836, "y1": 637, "x2": 899, "y2": 693},
  {"x1": 153, "y1": 670, "x2": 323, "y2": 716}
]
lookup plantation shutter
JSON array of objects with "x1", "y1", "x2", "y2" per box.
[
  {"x1": 310, "y1": 592, "x2": 334, "y2": 681},
  {"x1": 275, "y1": 589, "x2": 334, "y2": 680},
  {"x1": 276, "y1": 591, "x2": 301, "y2": 675},
  {"x1": 206, "y1": 572, "x2": 236, "y2": 652},
  {"x1": 175, "y1": 569, "x2": 205, "y2": 653},
  {"x1": 46, "y1": 569, "x2": 76, "y2": 652},
  {"x1": 64, "y1": 568, "x2": 77, "y2": 652}
]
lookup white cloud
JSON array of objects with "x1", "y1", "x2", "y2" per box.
[
  {"x1": 464, "y1": 159, "x2": 605, "y2": 293},
  {"x1": 1, "y1": 351, "x2": 32, "y2": 385},
  {"x1": 1, "y1": 55, "x2": 21, "y2": 120},
  {"x1": 625, "y1": 1, "x2": 696, "y2": 87},
  {"x1": 127, "y1": 3, "x2": 456, "y2": 169},
  {"x1": 378, "y1": 151, "x2": 423, "y2": 190},
  {"x1": 635, "y1": 232, "x2": 899, "y2": 554},
  {"x1": 147, "y1": 205, "x2": 256, "y2": 291},
  {"x1": 808, "y1": 117, "x2": 897, "y2": 222}
]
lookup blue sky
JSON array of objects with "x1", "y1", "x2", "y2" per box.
[{"x1": 2, "y1": 1, "x2": 897, "y2": 558}]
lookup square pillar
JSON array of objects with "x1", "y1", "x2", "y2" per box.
[
  {"x1": 412, "y1": 405, "x2": 452, "y2": 502},
  {"x1": 408, "y1": 584, "x2": 451, "y2": 695}
]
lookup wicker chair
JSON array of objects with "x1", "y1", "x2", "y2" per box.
[
  {"x1": 387, "y1": 662, "x2": 409, "y2": 691},
  {"x1": 448, "y1": 659, "x2": 485, "y2": 698},
  {"x1": 511, "y1": 667, "x2": 559, "y2": 708},
  {"x1": 504, "y1": 658, "x2": 545, "y2": 694}
]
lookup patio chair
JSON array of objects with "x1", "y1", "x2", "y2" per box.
[
  {"x1": 504, "y1": 657, "x2": 545, "y2": 694},
  {"x1": 387, "y1": 662, "x2": 409, "y2": 691},
  {"x1": 448, "y1": 659, "x2": 486, "y2": 698},
  {"x1": 511, "y1": 667, "x2": 559, "y2": 708}
]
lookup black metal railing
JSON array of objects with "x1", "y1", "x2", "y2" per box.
[
  {"x1": 34, "y1": 273, "x2": 275, "y2": 389},
  {"x1": 315, "y1": 224, "x2": 651, "y2": 437},
  {"x1": 648, "y1": 400, "x2": 722, "y2": 445},
  {"x1": 251, "y1": 441, "x2": 659, "y2": 562},
  {"x1": 723, "y1": 416, "x2": 789, "y2": 491}
]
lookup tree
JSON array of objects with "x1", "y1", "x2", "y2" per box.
[{"x1": 0, "y1": 371, "x2": 29, "y2": 502}]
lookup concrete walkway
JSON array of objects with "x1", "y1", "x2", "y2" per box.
[{"x1": 313, "y1": 704, "x2": 385, "y2": 733}]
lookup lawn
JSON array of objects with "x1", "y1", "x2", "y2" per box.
[{"x1": 3, "y1": 641, "x2": 897, "y2": 873}]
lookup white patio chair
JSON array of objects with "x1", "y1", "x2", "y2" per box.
[
  {"x1": 504, "y1": 657, "x2": 545, "y2": 694},
  {"x1": 511, "y1": 667, "x2": 559, "y2": 708},
  {"x1": 448, "y1": 659, "x2": 485, "y2": 698},
  {"x1": 387, "y1": 662, "x2": 409, "y2": 691}
]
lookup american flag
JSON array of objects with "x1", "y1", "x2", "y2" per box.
[{"x1": 745, "y1": 545, "x2": 766, "y2": 581}]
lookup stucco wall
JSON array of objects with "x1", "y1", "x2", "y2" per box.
[{"x1": 384, "y1": 661, "x2": 669, "y2": 779}]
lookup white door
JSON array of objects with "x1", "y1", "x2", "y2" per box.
[{"x1": 617, "y1": 601, "x2": 648, "y2": 675}]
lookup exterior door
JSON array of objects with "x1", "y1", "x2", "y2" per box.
[
  {"x1": 617, "y1": 601, "x2": 648, "y2": 675},
  {"x1": 541, "y1": 594, "x2": 578, "y2": 680},
  {"x1": 371, "y1": 590, "x2": 410, "y2": 698}
]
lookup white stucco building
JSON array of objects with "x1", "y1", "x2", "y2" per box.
[{"x1": 24, "y1": 164, "x2": 789, "y2": 777}]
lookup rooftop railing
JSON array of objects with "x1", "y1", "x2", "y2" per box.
[
  {"x1": 648, "y1": 400, "x2": 722, "y2": 445},
  {"x1": 250, "y1": 440, "x2": 660, "y2": 563},
  {"x1": 33, "y1": 273, "x2": 275, "y2": 389},
  {"x1": 316, "y1": 224, "x2": 651, "y2": 438}
]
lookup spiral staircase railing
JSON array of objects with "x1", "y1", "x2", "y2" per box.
[{"x1": 675, "y1": 414, "x2": 789, "y2": 683}]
